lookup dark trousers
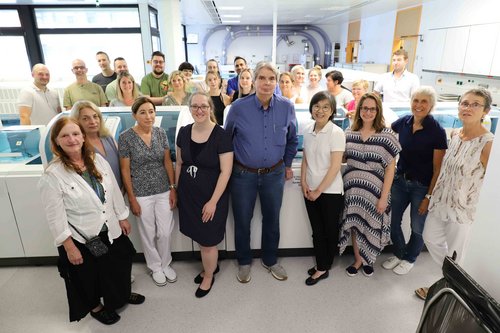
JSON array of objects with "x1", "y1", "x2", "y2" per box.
[{"x1": 304, "y1": 193, "x2": 344, "y2": 271}]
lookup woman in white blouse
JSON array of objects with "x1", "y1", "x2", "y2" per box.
[
  {"x1": 301, "y1": 91, "x2": 345, "y2": 285},
  {"x1": 38, "y1": 117, "x2": 144, "y2": 325},
  {"x1": 417, "y1": 88, "x2": 494, "y2": 300}
]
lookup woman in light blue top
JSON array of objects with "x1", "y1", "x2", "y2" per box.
[{"x1": 71, "y1": 100, "x2": 122, "y2": 189}]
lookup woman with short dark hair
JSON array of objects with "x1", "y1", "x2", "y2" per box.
[
  {"x1": 301, "y1": 91, "x2": 345, "y2": 285},
  {"x1": 119, "y1": 97, "x2": 177, "y2": 287}
]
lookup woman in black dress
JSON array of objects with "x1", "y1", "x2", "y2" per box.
[
  {"x1": 205, "y1": 70, "x2": 230, "y2": 125},
  {"x1": 175, "y1": 92, "x2": 234, "y2": 297}
]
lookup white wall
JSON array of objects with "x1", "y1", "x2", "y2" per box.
[
  {"x1": 463, "y1": 134, "x2": 500, "y2": 301},
  {"x1": 358, "y1": 11, "x2": 396, "y2": 64},
  {"x1": 416, "y1": 0, "x2": 500, "y2": 301}
]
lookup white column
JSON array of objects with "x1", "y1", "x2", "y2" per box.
[
  {"x1": 271, "y1": 1, "x2": 278, "y2": 65},
  {"x1": 156, "y1": 0, "x2": 185, "y2": 74},
  {"x1": 138, "y1": 0, "x2": 153, "y2": 75}
]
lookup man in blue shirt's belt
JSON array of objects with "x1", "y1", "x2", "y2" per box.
[{"x1": 225, "y1": 62, "x2": 298, "y2": 283}]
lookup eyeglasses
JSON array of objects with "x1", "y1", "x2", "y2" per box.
[
  {"x1": 190, "y1": 105, "x2": 210, "y2": 112},
  {"x1": 152, "y1": 60, "x2": 165, "y2": 65},
  {"x1": 459, "y1": 102, "x2": 484, "y2": 110},
  {"x1": 312, "y1": 105, "x2": 331, "y2": 113},
  {"x1": 72, "y1": 66, "x2": 86, "y2": 71},
  {"x1": 360, "y1": 106, "x2": 377, "y2": 113}
]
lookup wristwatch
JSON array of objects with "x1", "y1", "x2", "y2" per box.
[
  {"x1": 169, "y1": 184, "x2": 177, "y2": 190},
  {"x1": 424, "y1": 194, "x2": 432, "y2": 200}
]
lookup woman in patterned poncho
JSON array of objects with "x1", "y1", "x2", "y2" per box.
[{"x1": 339, "y1": 93, "x2": 401, "y2": 277}]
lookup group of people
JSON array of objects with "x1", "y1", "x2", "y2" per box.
[{"x1": 33, "y1": 49, "x2": 494, "y2": 325}]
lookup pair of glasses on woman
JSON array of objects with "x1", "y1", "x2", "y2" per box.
[
  {"x1": 458, "y1": 102, "x2": 484, "y2": 109},
  {"x1": 190, "y1": 105, "x2": 210, "y2": 112}
]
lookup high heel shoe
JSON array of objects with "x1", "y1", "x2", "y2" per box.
[
  {"x1": 195, "y1": 276, "x2": 215, "y2": 298},
  {"x1": 194, "y1": 264, "x2": 220, "y2": 284}
]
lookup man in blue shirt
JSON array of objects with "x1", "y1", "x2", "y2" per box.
[
  {"x1": 225, "y1": 62, "x2": 298, "y2": 283},
  {"x1": 226, "y1": 56, "x2": 247, "y2": 97}
]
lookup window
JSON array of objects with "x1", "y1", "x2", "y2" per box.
[
  {"x1": 0, "y1": 36, "x2": 31, "y2": 81},
  {"x1": 149, "y1": 10, "x2": 158, "y2": 29},
  {"x1": 0, "y1": 9, "x2": 21, "y2": 27},
  {"x1": 40, "y1": 34, "x2": 145, "y2": 82},
  {"x1": 35, "y1": 7, "x2": 140, "y2": 29}
]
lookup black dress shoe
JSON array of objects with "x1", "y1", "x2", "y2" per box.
[
  {"x1": 195, "y1": 276, "x2": 215, "y2": 298},
  {"x1": 307, "y1": 266, "x2": 317, "y2": 276},
  {"x1": 305, "y1": 271, "x2": 329, "y2": 286},
  {"x1": 194, "y1": 264, "x2": 220, "y2": 284},
  {"x1": 90, "y1": 308, "x2": 121, "y2": 325},
  {"x1": 128, "y1": 292, "x2": 146, "y2": 305}
]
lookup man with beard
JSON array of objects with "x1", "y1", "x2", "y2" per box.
[
  {"x1": 226, "y1": 56, "x2": 247, "y2": 97},
  {"x1": 141, "y1": 51, "x2": 170, "y2": 105}
]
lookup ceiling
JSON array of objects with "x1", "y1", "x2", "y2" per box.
[
  {"x1": 180, "y1": 0, "x2": 431, "y2": 26},
  {"x1": 0, "y1": 0, "x2": 430, "y2": 26}
]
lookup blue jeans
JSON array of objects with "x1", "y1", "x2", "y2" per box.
[
  {"x1": 390, "y1": 175, "x2": 429, "y2": 263},
  {"x1": 231, "y1": 163, "x2": 285, "y2": 266}
]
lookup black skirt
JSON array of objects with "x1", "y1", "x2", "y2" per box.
[{"x1": 57, "y1": 231, "x2": 136, "y2": 322}]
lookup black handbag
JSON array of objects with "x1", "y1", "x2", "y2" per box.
[{"x1": 68, "y1": 222, "x2": 108, "y2": 257}]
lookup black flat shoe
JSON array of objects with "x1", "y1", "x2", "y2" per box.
[
  {"x1": 90, "y1": 308, "x2": 121, "y2": 325},
  {"x1": 195, "y1": 276, "x2": 215, "y2": 298},
  {"x1": 194, "y1": 264, "x2": 220, "y2": 284},
  {"x1": 307, "y1": 266, "x2": 317, "y2": 276},
  {"x1": 128, "y1": 292, "x2": 146, "y2": 305},
  {"x1": 305, "y1": 271, "x2": 329, "y2": 286}
]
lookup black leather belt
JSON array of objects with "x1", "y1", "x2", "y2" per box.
[{"x1": 235, "y1": 160, "x2": 283, "y2": 175}]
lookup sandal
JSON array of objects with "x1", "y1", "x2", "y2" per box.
[
  {"x1": 128, "y1": 292, "x2": 146, "y2": 305},
  {"x1": 415, "y1": 287, "x2": 429, "y2": 300},
  {"x1": 90, "y1": 307, "x2": 120, "y2": 325}
]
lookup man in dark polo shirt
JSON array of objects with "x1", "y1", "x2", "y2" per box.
[{"x1": 225, "y1": 62, "x2": 298, "y2": 283}]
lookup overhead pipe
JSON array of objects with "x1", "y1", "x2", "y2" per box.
[
  {"x1": 221, "y1": 30, "x2": 320, "y2": 67},
  {"x1": 202, "y1": 25, "x2": 332, "y2": 67}
]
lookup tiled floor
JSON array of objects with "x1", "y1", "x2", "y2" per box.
[{"x1": 0, "y1": 253, "x2": 442, "y2": 333}]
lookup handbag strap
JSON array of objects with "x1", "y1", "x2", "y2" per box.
[{"x1": 67, "y1": 222, "x2": 90, "y2": 242}]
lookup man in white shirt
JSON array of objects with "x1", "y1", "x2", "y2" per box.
[
  {"x1": 374, "y1": 49, "x2": 419, "y2": 102},
  {"x1": 17, "y1": 64, "x2": 62, "y2": 125}
]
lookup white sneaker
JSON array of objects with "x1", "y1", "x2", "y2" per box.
[
  {"x1": 382, "y1": 256, "x2": 401, "y2": 270},
  {"x1": 163, "y1": 265, "x2": 177, "y2": 283},
  {"x1": 151, "y1": 271, "x2": 167, "y2": 286},
  {"x1": 393, "y1": 260, "x2": 414, "y2": 275}
]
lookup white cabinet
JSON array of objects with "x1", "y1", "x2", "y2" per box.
[
  {"x1": 490, "y1": 28, "x2": 500, "y2": 76},
  {"x1": 463, "y1": 23, "x2": 500, "y2": 75},
  {"x1": 0, "y1": 177, "x2": 25, "y2": 258},
  {"x1": 421, "y1": 29, "x2": 446, "y2": 71},
  {"x1": 441, "y1": 26, "x2": 470, "y2": 73},
  {"x1": 422, "y1": 23, "x2": 500, "y2": 77},
  {"x1": 6, "y1": 175, "x2": 57, "y2": 257}
]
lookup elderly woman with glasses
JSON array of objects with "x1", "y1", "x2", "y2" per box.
[
  {"x1": 415, "y1": 88, "x2": 494, "y2": 300},
  {"x1": 176, "y1": 92, "x2": 233, "y2": 297},
  {"x1": 339, "y1": 93, "x2": 401, "y2": 278}
]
